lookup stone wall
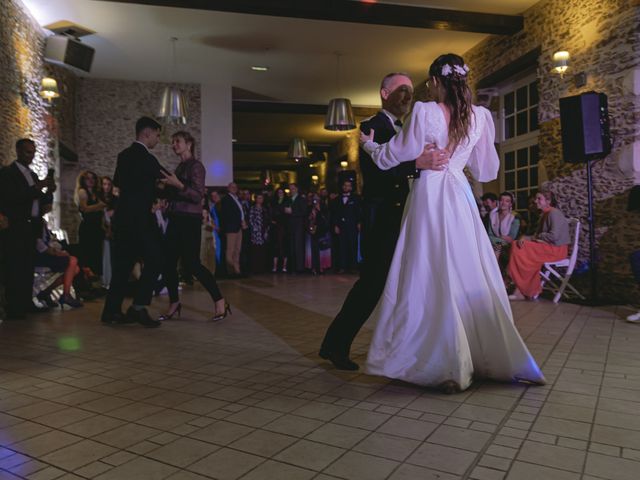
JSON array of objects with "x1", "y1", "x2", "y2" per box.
[{"x1": 464, "y1": 0, "x2": 640, "y2": 303}]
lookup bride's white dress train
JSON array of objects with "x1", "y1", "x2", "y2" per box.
[{"x1": 363, "y1": 101, "x2": 545, "y2": 391}]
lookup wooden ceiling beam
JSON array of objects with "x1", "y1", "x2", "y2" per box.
[{"x1": 100, "y1": 0, "x2": 523, "y2": 35}]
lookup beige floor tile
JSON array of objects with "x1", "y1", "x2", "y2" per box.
[
  {"x1": 224, "y1": 406, "x2": 283, "y2": 427},
  {"x1": 324, "y1": 451, "x2": 399, "y2": 480},
  {"x1": 388, "y1": 463, "x2": 460, "y2": 479},
  {"x1": 188, "y1": 420, "x2": 254, "y2": 445},
  {"x1": 7, "y1": 400, "x2": 67, "y2": 420},
  {"x1": 428, "y1": 425, "x2": 492, "y2": 452},
  {"x1": 353, "y1": 432, "x2": 420, "y2": 461},
  {"x1": 229, "y1": 429, "x2": 296, "y2": 457},
  {"x1": 40, "y1": 439, "x2": 116, "y2": 470},
  {"x1": 28, "y1": 466, "x2": 68, "y2": 480},
  {"x1": 506, "y1": 461, "x2": 580, "y2": 479},
  {"x1": 262, "y1": 414, "x2": 324, "y2": 437},
  {"x1": 239, "y1": 460, "x2": 315, "y2": 480},
  {"x1": 516, "y1": 440, "x2": 586, "y2": 472},
  {"x1": 291, "y1": 401, "x2": 347, "y2": 421},
  {"x1": 188, "y1": 448, "x2": 264, "y2": 479},
  {"x1": 532, "y1": 416, "x2": 591, "y2": 440},
  {"x1": 137, "y1": 409, "x2": 198, "y2": 431},
  {"x1": 539, "y1": 402, "x2": 595, "y2": 422},
  {"x1": 93, "y1": 423, "x2": 161, "y2": 448},
  {"x1": 0, "y1": 421, "x2": 51, "y2": 445},
  {"x1": 61, "y1": 414, "x2": 126, "y2": 437},
  {"x1": 407, "y1": 442, "x2": 477, "y2": 475},
  {"x1": 147, "y1": 437, "x2": 220, "y2": 467},
  {"x1": 591, "y1": 424, "x2": 640, "y2": 449},
  {"x1": 107, "y1": 402, "x2": 165, "y2": 421},
  {"x1": 405, "y1": 397, "x2": 460, "y2": 416},
  {"x1": 306, "y1": 423, "x2": 369, "y2": 448},
  {"x1": 376, "y1": 416, "x2": 438, "y2": 441},
  {"x1": 332, "y1": 408, "x2": 390, "y2": 430},
  {"x1": 452, "y1": 404, "x2": 508, "y2": 424},
  {"x1": 585, "y1": 452, "x2": 640, "y2": 480},
  {"x1": 174, "y1": 397, "x2": 227, "y2": 415},
  {"x1": 274, "y1": 439, "x2": 345, "y2": 470},
  {"x1": 94, "y1": 457, "x2": 178, "y2": 480},
  {"x1": 9, "y1": 430, "x2": 81, "y2": 457}
]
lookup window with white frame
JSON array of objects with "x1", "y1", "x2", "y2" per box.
[{"x1": 497, "y1": 73, "x2": 539, "y2": 223}]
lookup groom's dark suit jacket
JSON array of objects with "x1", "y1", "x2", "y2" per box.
[{"x1": 322, "y1": 110, "x2": 418, "y2": 358}]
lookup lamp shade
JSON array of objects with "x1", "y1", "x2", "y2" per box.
[
  {"x1": 40, "y1": 77, "x2": 60, "y2": 100},
  {"x1": 288, "y1": 138, "x2": 309, "y2": 161},
  {"x1": 157, "y1": 86, "x2": 187, "y2": 124},
  {"x1": 552, "y1": 51, "x2": 570, "y2": 75},
  {"x1": 324, "y1": 98, "x2": 356, "y2": 131}
]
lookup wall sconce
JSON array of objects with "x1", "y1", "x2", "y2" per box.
[
  {"x1": 311, "y1": 175, "x2": 319, "y2": 182},
  {"x1": 552, "y1": 51, "x2": 570, "y2": 77},
  {"x1": 40, "y1": 77, "x2": 60, "y2": 101},
  {"x1": 340, "y1": 160, "x2": 348, "y2": 168}
]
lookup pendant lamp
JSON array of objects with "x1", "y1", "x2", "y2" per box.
[
  {"x1": 157, "y1": 37, "x2": 188, "y2": 125},
  {"x1": 288, "y1": 138, "x2": 309, "y2": 163},
  {"x1": 324, "y1": 53, "x2": 355, "y2": 131}
]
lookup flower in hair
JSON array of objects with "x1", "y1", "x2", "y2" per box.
[
  {"x1": 454, "y1": 64, "x2": 470, "y2": 75},
  {"x1": 441, "y1": 64, "x2": 453, "y2": 76}
]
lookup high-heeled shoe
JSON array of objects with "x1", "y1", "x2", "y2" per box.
[
  {"x1": 211, "y1": 303, "x2": 232, "y2": 322},
  {"x1": 37, "y1": 291, "x2": 58, "y2": 308},
  {"x1": 59, "y1": 294, "x2": 83, "y2": 309},
  {"x1": 159, "y1": 303, "x2": 182, "y2": 321}
]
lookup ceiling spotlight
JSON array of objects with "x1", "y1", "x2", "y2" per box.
[{"x1": 251, "y1": 66, "x2": 269, "y2": 72}]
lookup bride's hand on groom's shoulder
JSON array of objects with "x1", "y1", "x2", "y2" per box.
[{"x1": 359, "y1": 129, "x2": 374, "y2": 145}]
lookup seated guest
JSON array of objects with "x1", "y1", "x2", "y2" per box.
[
  {"x1": 508, "y1": 190, "x2": 570, "y2": 300},
  {"x1": 480, "y1": 192, "x2": 498, "y2": 228},
  {"x1": 487, "y1": 192, "x2": 520, "y2": 290},
  {"x1": 35, "y1": 200, "x2": 83, "y2": 309}
]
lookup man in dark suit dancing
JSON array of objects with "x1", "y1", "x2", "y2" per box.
[
  {"x1": 0, "y1": 139, "x2": 56, "y2": 319},
  {"x1": 332, "y1": 180, "x2": 362, "y2": 273},
  {"x1": 101, "y1": 117, "x2": 166, "y2": 327},
  {"x1": 320, "y1": 73, "x2": 449, "y2": 370}
]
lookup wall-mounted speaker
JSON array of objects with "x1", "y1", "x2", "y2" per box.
[
  {"x1": 45, "y1": 35, "x2": 95, "y2": 73},
  {"x1": 559, "y1": 92, "x2": 611, "y2": 163}
]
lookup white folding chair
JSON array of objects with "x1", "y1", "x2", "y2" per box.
[{"x1": 540, "y1": 218, "x2": 586, "y2": 303}]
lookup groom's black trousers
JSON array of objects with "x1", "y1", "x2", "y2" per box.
[{"x1": 321, "y1": 200, "x2": 405, "y2": 357}]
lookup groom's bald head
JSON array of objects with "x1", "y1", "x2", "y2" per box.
[{"x1": 380, "y1": 73, "x2": 413, "y2": 117}]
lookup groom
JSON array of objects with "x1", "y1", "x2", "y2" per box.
[{"x1": 320, "y1": 72, "x2": 449, "y2": 370}]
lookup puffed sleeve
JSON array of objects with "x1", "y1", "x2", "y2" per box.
[
  {"x1": 362, "y1": 102, "x2": 428, "y2": 171},
  {"x1": 466, "y1": 106, "x2": 499, "y2": 182}
]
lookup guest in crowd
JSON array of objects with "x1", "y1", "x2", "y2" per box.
[
  {"x1": 221, "y1": 182, "x2": 245, "y2": 276},
  {"x1": 75, "y1": 170, "x2": 106, "y2": 277},
  {"x1": 99, "y1": 176, "x2": 117, "y2": 287},
  {"x1": 308, "y1": 193, "x2": 330, "y2": 275},
  {"x1": 101, "y1": 117, "x2": 166, "y2": 327},
  {"x1": 287, "y1": 183, "x2": 308, "y2": 273},
  {"x1": 521, "y1": 192, "x2": 541, "y2": 236},
  {"x1": 0, "y1": 139, "x2": 56, "y2": 319},
  {"x1": 249, "y1": 193, "x2": 270, "y2": 273},
  {"x1": 160, "y1": 131, "x2": 229, "y2": 321},
  {"x1": 480, "y1": 192, "x2": 498, "y2": 227},
  {"x1": 240, "y1": 189, "x2": 252, "y2": 275},
  {"x1": 201, "y1": 202, "x2": 216, "y2": 273},
  {"x1": 34, "y1": 198, "x2": 83, "y2": 309},
  {"x1": 508, "y1": 190, "x2": 570, "y2": 300},
  {"x1": 208, "y1": 190, "x2": 222, "y2": 270},
  {"x1": 270, "y1": 187, "x2": 289, "y2": 273},
  {"x1": 332, "y1": 180, "x2": 361, "y2": 273},
  {"x1": 487, "y1": 191, "x2": 520, "y2": 289}
]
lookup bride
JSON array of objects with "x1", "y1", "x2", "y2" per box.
[{"x1": 360, "y1": 54, "x2": 545, "y2": 393}]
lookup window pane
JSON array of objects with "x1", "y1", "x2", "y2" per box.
[
  {"x1": 529, "y1": 81, "x2": 539, "y2": 105},
  {"x1": 517, "y1": 169, "x2": 528, "y2": 188},
  {"x1": 505, "y1": 151, "x2": 515, "y2": 171},
  {"x1": 529, "y1": 107, "x2": 539, "y2": 131},
  {"x1": 517, "y1": 148, "x2": 528, "y2": 168},
  {"x1": 505, "y1": 116, "x2": 515, "y2": 139},
  {"x1": 516, "y1": 86, "x2": 528, "y2": 111},
  {"x1": 517, "y1": 111, "x2": 528, "y2": 136},
  {"x1": 517, "y1": 190, "x2": 529, "y2": 210},
  {"x1": 504, "y1": 92, "x2": 515, "y2": 115},
  {"x1": 505, "y1": 172, "x2": 515, "y2": 190},
  {"x1": 531, "y1": 166, "x2": 539, "y2": 186},
  {"x1": 530, "y1": 145, "x2": 539, "y2": 165}
]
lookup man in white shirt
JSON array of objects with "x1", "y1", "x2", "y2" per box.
[{"x1": 0, "y1": 139, "x2": 56, "y2": 319}]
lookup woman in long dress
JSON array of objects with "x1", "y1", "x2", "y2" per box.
[{"x1": 360, "y1": 54, "x2": 545, "y2": 392}]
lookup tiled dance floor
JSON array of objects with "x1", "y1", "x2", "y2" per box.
[{"x1": 0, "y1": 274, "x2": 639, "y2": 480}]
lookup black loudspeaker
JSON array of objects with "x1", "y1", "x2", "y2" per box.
[
  {"x1": 559, "y1": 92, "x2": 611, "y2": 163},
  {"x1": 338, "y1": 170, "x2": 357, "y2": 189}
]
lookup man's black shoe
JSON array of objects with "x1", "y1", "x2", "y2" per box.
[
  {"x1": 126, "y1": 307, "x2": 161, "y2": 328},
  {"x1": 101, "y1": 311, "x2": 133, "y2": 325},
  {"x1": 320, "y1": 349, "x2": 359, "y2": 371}
]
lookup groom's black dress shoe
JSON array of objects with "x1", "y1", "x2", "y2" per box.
[{"x1": 319, "y1": 349, "x2": 359, "y2": 371}]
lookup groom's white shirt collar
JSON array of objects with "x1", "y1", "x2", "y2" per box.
[{"x1": 381, "y1": 109, "x2": 402, "y2": 133}]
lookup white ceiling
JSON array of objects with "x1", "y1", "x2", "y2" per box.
[{"x1": 22, "y1": 0, "x2": 539, "y2": 106}]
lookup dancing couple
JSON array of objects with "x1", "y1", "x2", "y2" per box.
[{"x1": 321, "y1": 54, "x2": 545, "y2": 393}]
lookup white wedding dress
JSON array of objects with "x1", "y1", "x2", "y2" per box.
[{"x1": 363, "y1": 101, "x2": 545, "y2": 391}]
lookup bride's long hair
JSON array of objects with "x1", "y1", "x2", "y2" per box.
[{"x1": 428, "y1": 53, "x2": 474, "y2": 151}]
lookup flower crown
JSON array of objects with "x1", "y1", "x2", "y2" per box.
[{"x1": 440, "y1": 64, "x2": 470, "y2": 77}]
